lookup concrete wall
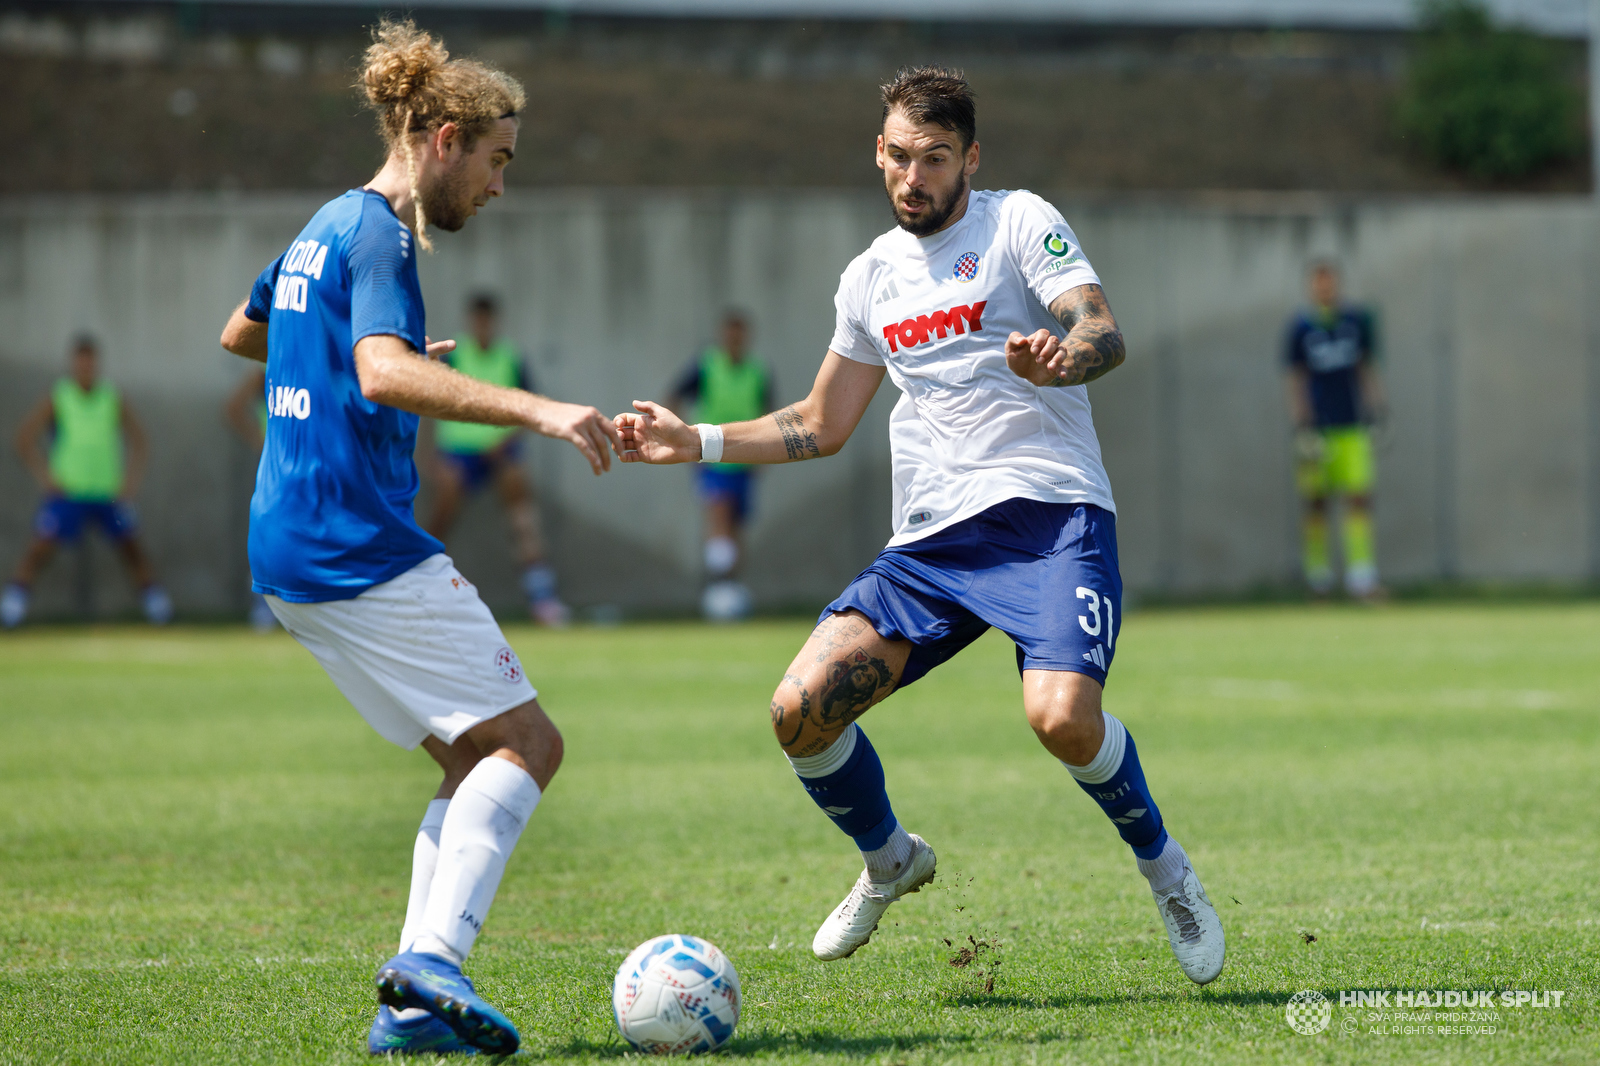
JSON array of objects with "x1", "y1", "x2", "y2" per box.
[{"x1": 2, "y1": 190, "x2": 1596, "y2": 620}]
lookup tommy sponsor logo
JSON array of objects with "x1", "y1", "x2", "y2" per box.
[
  {"x1": 881, "y1": 301, "x2": 987, "y2": 353},
  {"x1": 272, "y1": 237, "x2": 331, "y2": 314},
  {"x1": 268, "y1": 384, "x2": 311, "y2": 420},
  {"x1": 494, "y1": 646, "x2": 524, "y2": 683}
]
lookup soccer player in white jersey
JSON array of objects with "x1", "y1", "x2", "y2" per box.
[
  {"x1": 218, "y1": 22, "x2": 621, "y2": 1054},
  {"x1": 617, "y1": 67, "x2": 1224, "y2": 984}
]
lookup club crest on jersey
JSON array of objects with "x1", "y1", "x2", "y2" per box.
[
  {"x1": 953, "y1": 252, "x2": 980, "y2": 282},
  {"x1": 881, "y1": 301, "x2": 987, "y2": 353}
]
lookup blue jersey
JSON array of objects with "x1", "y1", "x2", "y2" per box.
[
  {"x1": 244, "y1": 189, "x2": 444, "y2": 602},
  {"x1": 1285, "y1": 305, "x2": 1377, "y2": 429}
]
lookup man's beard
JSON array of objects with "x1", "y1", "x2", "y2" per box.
[
  {"x1": 887, "y1": 172, "x2": 968, "y2": 237},
  {"x1": 420, "y1": 161, "x2": 476, "y2": 233}
]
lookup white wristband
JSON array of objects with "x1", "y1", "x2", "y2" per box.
[{"x1": 696, "y1": 423, "x2": 725, "y2": 464}]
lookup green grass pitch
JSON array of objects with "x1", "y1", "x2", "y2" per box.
[{"x1": 1, "y1": 604, "x2": 1596, "y2": 1064}]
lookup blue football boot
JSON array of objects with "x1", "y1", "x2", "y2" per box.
[
  {"x1": 374, "y1": 951, "x2": 520, "y2": 1055},
  {"x1": 367, "y1": 1005, "x2": 476, "y2": 1055}
]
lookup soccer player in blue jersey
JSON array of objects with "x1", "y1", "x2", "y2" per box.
[
  {"x1": 1285, "y1": 260, "x2": 1385, "y2": 599},
  {"x1": 617, "y1": 68, "x2": 1225, "y2": 985},
  {"x1": 218, "y1": 22, "x2": 620, "y2": 1055}
]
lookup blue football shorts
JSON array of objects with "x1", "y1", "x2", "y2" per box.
[
  {"x1": 823, "y1": 497, "x2": 1122, "y2": 689},
  {"x1": 695, "y1": 467, "x2": 753, "y2": 521},
  {"x1": 440, "y1": 439, "x2": 521, "y2": 494},
  {"x1": 33, "y1": 497, "x2": 139, "y2": 543}
]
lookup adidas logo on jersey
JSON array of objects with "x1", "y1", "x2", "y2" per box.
[
  {"x1": 875, "y1": 279, "x2": 902, "y2": 305},
  {"x1": 1081, "y1": 644, "x2": 1107, "y2": 670},
  {"x1": 881, "y1": 301, "x2": 987, "y2": 353}
]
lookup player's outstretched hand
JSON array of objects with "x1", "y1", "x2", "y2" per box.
[
  {"x1": 615, "y1": 401, "x2": 700, "y2": 464},
  {"x1": 531, "y1": 399, "x2": 623, "y2": 476},
  {"x1": 1006, "y1": 328, "x2": 1068, "y2": 387}
]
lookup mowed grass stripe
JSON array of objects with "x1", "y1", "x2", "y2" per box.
[{"x1": 0, "y1": 605, "x2": 1595, "y2": 1064}]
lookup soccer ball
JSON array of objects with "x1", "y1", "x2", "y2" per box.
[{"x1": 612, "y1": 934, "x2": 740, "y2": 1054}]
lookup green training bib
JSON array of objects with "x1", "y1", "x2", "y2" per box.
[
  {"x1": 436, "y1": 337, "x2": 523, "y2": 454},
  {"x1": 49, "y1": 378, "x2": 123, "y2": 500}
]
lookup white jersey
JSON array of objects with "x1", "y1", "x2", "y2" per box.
[{"x1": 828, "y1": 188, "x2": 1115, "y2": 546}]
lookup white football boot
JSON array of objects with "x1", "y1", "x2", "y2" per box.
[
  {"x1": 1152, "y1": 862, "x2": 1225, "y2": 984},
  {"x1": 812, "y1": 835, "x2": 937, "y2": 961}
]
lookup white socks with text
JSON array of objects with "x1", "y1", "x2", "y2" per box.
[
  {"x1": 411, "y1": 756, "x2": 542, "y2": 965},
  {"x1": 399, "y1": 799, "x2": 450, "y2": 953}
]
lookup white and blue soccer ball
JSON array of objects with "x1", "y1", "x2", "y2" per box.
[{"x1": 612, "y1": 934, "x2": 740, "y2": 1054}]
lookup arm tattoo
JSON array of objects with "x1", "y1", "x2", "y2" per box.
[
  {"x1": 773, "y1": 404, "x2": 820, "y2": 461},
  {"x1": 1045, "y1": 284, "x2": 1126, "y2": 386}
]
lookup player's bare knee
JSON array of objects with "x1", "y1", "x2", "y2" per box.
[
  {"x1": 1024, "y1": 671, "x2": 1105, "y2": 764},
  {"x1": 769, "y1": 670, "x2": 819, "y2": 752}
]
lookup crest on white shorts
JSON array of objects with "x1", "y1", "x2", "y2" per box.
[{"x1": 494, "y1": 646, "x2": 525, "y2": 684}]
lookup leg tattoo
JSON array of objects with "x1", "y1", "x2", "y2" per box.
[{"x1": 771, "y1": 673, "x2": 812, "y2": 749}]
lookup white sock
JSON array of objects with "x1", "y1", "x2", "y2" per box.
[
  {"x1": 414, "y1": 756, "x2": 541, "y2": 964},
  {"x1": 399, "y1": 799, "x2": 450, "y2": 953},
  {"x1": 863, "y1": 823, "x2": 913, "y2": 882},
  {"x1": 704, "y1": 536, "x2": 738, "y2": 578},
  {"x1": 1136, "y1": 835, "x2": 1189, "y2": 894}
]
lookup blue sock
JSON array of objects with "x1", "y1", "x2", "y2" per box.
[
  {"x1": 1061, "y1": 713, "x2": 1168, "y2": 860},
  {"x1": 785, "y1": 724, "x2": 898, "y2": 851}
]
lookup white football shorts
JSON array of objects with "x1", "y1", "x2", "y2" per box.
[{"x1": 266, "y1": 554, "x2": 537, "y2": 749}]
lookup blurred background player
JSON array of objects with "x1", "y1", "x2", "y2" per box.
[
  {"x1": 424, "y1": 293, "x2": 569, "y2": 626},
  {"x1": 223, "y1": 366, "x2": 277, "y2": 630},
  {"x1": 2, "y1": 335, "x2": 171, "y2": 628},
  {"x1": 1285, "y1": 260, "x2": 1386, "y2": 600},
  {"x1": 665, "y1": 310, "x2": 773, "y2": 620}
]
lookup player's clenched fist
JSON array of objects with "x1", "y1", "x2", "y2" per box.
[
  {"x1": 530, "y1": 399, "x2": 622, "y2": 476},
  {"x1": 1005, "y1": 328, "x2": 1069, "y2": 387},
  {"x1": 615, "y1": 401, "x2": 701, "y2": 464}
]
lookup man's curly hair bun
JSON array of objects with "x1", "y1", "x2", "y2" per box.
[
  {"x1": 362, "y1": 20, "x2": 449, "y2": 108},
  {"x1": 358, "y1": 19, "x2": 525, "y2": 251}
]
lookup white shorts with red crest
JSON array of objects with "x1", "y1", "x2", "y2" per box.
[{"x1": 268, "y1": 554, "x2": 536, "y2": 749}]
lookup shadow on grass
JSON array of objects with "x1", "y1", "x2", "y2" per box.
[
  {"x1": 549, "y1": 1030, "x2": 1064, "y2": 1057},
  {"x1": 944, "y1": 989, "x2": 1291, "y2": 1009}
]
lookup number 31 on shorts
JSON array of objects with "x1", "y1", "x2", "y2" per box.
[{"x1": 1076, "y1": 586, "x2": 1115, "y2": 650}]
